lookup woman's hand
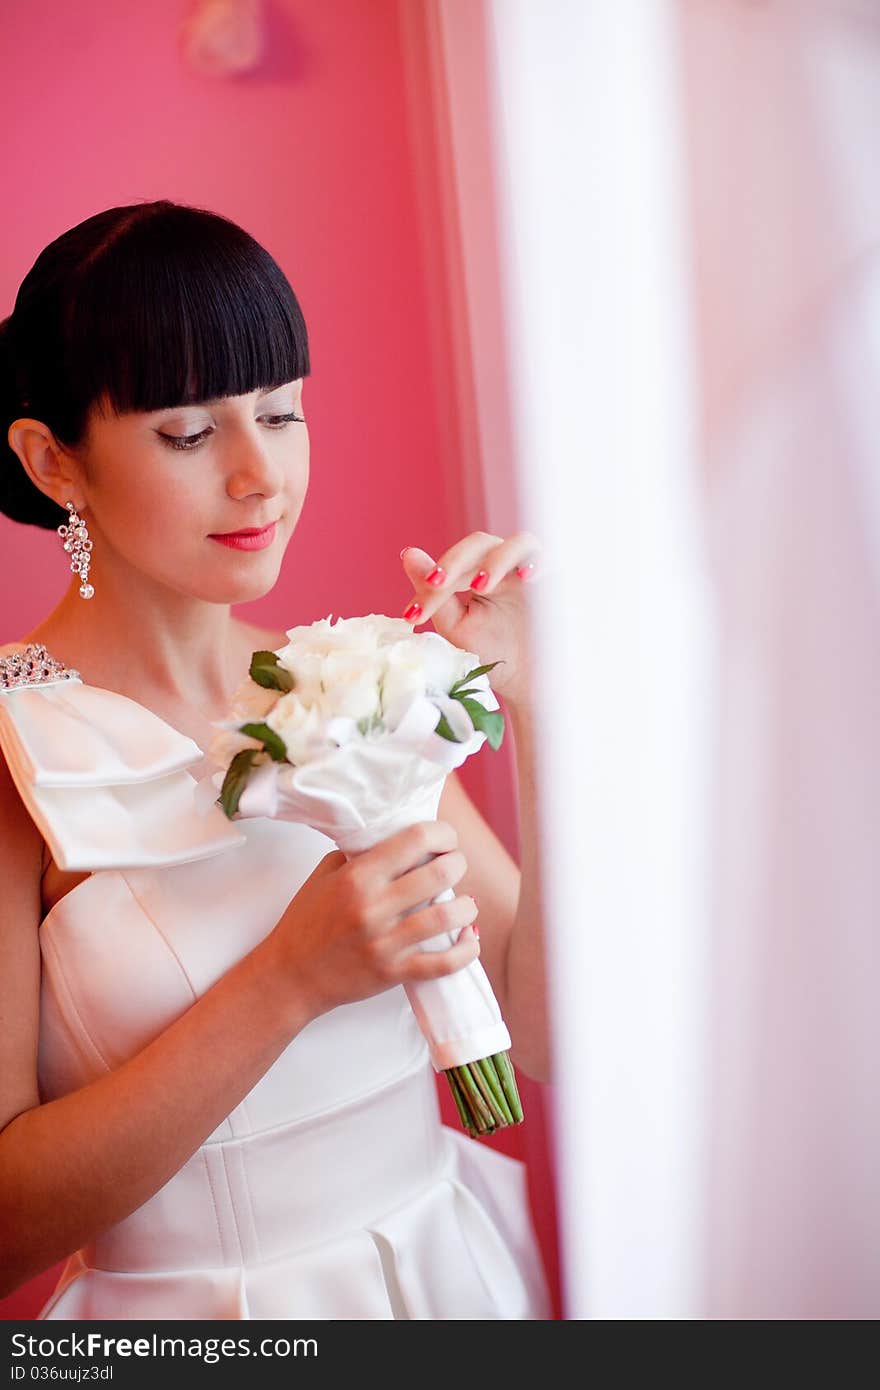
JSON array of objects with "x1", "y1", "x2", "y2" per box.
[
  {"x1": 266, "y1": 821, "x2": 481, "y2": 1020},
  {"x1": 399, "y1": 531, "x2": 542, "y2": 708}
]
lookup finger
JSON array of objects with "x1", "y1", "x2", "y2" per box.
[
  {"x1": 399, "y1": 545, "x2": 439, "y2": 582},
  {"x1": 386, "y1": 892, "x2": 478, "y2": 954},
  {"x1": 454, "y1": 529, "x2": 543, "y2": 593},
  {"x1": 397, "y1": 924, "x2": 481, "y2": 982},
  {"x1": 348, "y1": 820, "x2": 459, "y2": 890},
  {"x1": 400, "y1": 546, "x2": 468, "y2": 630},
  {"x1": 402, "y1": 532, "x2": 503, "y2": 606},
  {"x1": 385, "y1": 848, "x2": 468, "y2": 917},
  {"x1": 401, "y1": 531, "x2": 543, "y2": 626}
]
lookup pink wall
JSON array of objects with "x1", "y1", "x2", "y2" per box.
[{"x1": 1, "y1": 0, "x2": 560, "y2": 1319}]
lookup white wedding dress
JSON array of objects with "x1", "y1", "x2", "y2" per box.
[{"x1": 0, "y1": 641, "x2": 552, "y2": 1321}]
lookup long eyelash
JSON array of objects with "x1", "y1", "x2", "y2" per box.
[
  {"x1": 269, "y1": 412, "x2": 305, "y2": 427},
  {"x1": 159, "y1": 413, "x2": 305, "y2": 452}
]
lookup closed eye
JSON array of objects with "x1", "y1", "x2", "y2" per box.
[{"x1": 158, "y1": 413, "x2": 306, "y2": 452}]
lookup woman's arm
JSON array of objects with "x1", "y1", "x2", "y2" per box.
[
  {"x1": 0, "y1": 913, "x2": 313, "y2": 1298},
  {"x1": 0, "y1": 734, "x2": 320, "y2": 1296},
  {"x1": 438, "y1": 694, "x2": 551, "y2": 1084}
]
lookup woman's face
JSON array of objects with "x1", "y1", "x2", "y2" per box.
[{"x1": 76, "y1": 377, "x2": 308, "y2": 604}]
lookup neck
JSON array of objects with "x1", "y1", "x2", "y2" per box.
[{"x1": 26, "y1": 571, "x2": 247, "y2": 711}]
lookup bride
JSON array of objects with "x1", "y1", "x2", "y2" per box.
[{"x1": 0, "y1": 199, "x2": 552, "y2": 1319}]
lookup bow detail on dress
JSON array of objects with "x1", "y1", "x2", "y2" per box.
[{"x1": 0, "y1": 643, "x2": 247, "y2": 871}]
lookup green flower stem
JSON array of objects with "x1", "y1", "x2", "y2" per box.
[
  {"x1": 442, "y1": 1051, "x2": 524, "y2": 1137},
  {"x1": 447, "y1": 1070, "x2": 473, "y2": 1131},
  {"x1": 476, "y1": 1056, "x2": 514, "y2": 1125},
  {"x1": 451, "y1": 1073, "x2": 483, "y2": 1136},
  {"x1": 494, "y1": 1051, "x2": 524, "y2": 1122},
  {"x1": 469, "y1": 1060, "x2": 506, "y2": 1123},
  {"x1": 454, "y1": 1063, "x2": 495, "y2": 1131}
]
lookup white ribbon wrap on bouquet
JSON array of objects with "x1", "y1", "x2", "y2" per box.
[{"x1": 195, "y1": 691, "x2": 512, "y2": 1071}]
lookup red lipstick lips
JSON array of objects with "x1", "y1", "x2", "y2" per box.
[{"x1": 208, "y1": 521, "x2": 278, "y2": 551}]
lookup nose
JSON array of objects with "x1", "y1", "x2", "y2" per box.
[{"x1": 224, "y1": 423, "x2": 286, "y2": 502}]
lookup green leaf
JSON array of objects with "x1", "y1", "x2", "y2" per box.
[
  {"x1": 217, "y1": 747, "x2": 261, "y2": 818},
  {"x1": 434, "y1": 711, "x2": 464, "y2": 743},
  {"x1": 248, "y1": 649, "x2": 294, "y2": 693},
  {"x1": 238, "y1": 721, "x2": 288, "y2": 761},
  {"x1": 450, "y1": 660, "x2": 502, "y2": 694},
  {"x1": 459, "y1": 696, "x2": 505, "y2": 751}
]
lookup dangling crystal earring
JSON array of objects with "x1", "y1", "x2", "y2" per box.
[{"x1": 57, "y1": 501, "x2": 95, "y2": 600}]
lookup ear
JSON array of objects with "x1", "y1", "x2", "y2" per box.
[{"x1": 6, "y1": 417, "x2": 86, "y2": 512}]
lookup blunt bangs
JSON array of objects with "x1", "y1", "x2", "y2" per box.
[{"x1": 67, "y1": 205, "x2": 310, "y2": 418}]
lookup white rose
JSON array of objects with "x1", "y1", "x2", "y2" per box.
[
  {"x1": 266, "y1": 692, "x2": 329, "y2": 764},
  {"x1": 279, "y1": 617, "x2": 342, "y2": 659},
  {"x1": 228, "y1": 676, "x2": 279, "y2": 724},
  {"x1": 277, "y1": 617, "x2": 405, "y2": 714},
  {"x1": 274, "y1": 647, "x2": 325, "y2": 704},
  {"x1": 380, "y1": 644, "x2": 428, "y2": 729},
  {"x1": 281, "y1": 613, "x2": 411, "y2": 661},
  {"x1": 405, "y1": 632, "x2": 479, "y2": 696},
  {"x1": 284, "y1": 614, "x2": 331, "y2": 642},
  {"x1": 363, "y1": 614, "x2": 415, "y2": 648},
  {"x1": 319, "y1": 649, "x2": 383, "y2": 722},
  {"x1": 282, "y1": 614, "x2": 378, "y2": 658},
  {"x1": 268, "y1": 616, "x2": 494, "y2": 748}
]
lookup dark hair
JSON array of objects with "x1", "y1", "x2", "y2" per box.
[{"x1": 0, "y1": 199, "x2": 311, "y2": 530}]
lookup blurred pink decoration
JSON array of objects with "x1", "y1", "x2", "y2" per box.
[{"x1": 180, "y1": 0, "x2": 265, "y2": 77}]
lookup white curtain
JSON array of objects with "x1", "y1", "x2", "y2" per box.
[
  {"x1": 681, "y1": 0, "x2": 880, "y2": 1318},
  {"x1": 452, "y1": 0, "x2": 880, "y2": 1318},
  {"x1": 481, "y1": 0, "x2": 711, "y2": 1319}
]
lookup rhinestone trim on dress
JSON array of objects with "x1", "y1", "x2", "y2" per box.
[{"x1": 0, "y1": 642, "x2": 81, "y2": 692}]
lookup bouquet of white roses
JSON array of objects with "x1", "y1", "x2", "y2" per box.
[{"x1": 202, "y1": 613, "x2": 523, "y2": 1138}]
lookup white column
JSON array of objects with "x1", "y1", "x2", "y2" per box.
[{"x1": 483, "y1": 0, "x2": 712, "y2": 1318}]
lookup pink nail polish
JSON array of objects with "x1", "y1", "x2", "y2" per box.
[
  {"x1": 473, "y1": 924, "x2": 480, "y2": 940},
  {"x1": 402, "y1": 600, "x2": 422, "y2": 622},
  {"x1": 470, "y1": 570, "x2": 489, "y2": 591},
  {"x1": 516, "y1": 563, "x2": 535, "y2": 580},
  {"x1": 425, "y1": 566, "x2": 446, "y2": 586}
]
